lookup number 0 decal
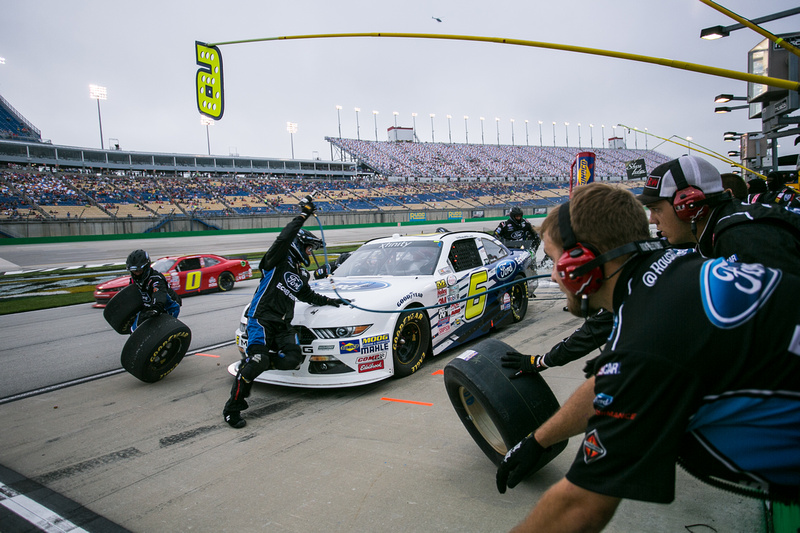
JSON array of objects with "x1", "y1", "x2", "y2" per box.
[
  {"x1": 465, "y1": 270, "x2": 488, "y2": 320},
  {"x1": 196, "y1": 41, "x2": 224, "y2": 119},
  {"x1": 185, "y1": 271, "x2": 202, "y2": 291}
]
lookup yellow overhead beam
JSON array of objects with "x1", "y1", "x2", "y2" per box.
[
  {"x1": 208, "y1": 32, "x2": 800, "y2": 92},
  {"x1": 698, "y1": 0, "x2": 800, "y2": 58}
]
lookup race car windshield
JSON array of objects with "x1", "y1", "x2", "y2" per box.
[
  {"x1": 334, "y1": 241, "x2": 441, "y2": 277},
  {"x1": 151, "y1": 258, "x2": 177, "y2": 273}
]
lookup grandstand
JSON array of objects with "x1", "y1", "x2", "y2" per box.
[
  {"x1": 0, "y1": 94, "x2": 665, "y2": 229},
  {"x1": 0, "y1": 94, "x2": 41, "y2": 143}
]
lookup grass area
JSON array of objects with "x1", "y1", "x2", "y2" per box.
[{"x1": 0, "y1": 245, "x2": 361, "y2": 315}]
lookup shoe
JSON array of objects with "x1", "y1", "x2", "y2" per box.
[{"x1": 224, "y1": 411, "x2": 246, "y2": 429}]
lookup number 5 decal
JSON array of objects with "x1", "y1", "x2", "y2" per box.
[
  {"x1": 196, "y1": 41, "x2": 224, "y2": 119},
  {"x1": 185, "y1": 271, "x2": 202, "y2": 291},
  {"x1": 465, "y1": 270, "x2": 488, "y2": 320}
]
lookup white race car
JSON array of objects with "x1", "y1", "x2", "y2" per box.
[{"x1": 231, "y1": 231, "x2": 538, "y2": 388}]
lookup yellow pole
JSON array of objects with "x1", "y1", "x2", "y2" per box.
[
  {"x1": 618, "y1": 124, "x2": 767, "y2": 179},
  {"x1": 207, "y1": 32, "x2": 800, "y2": 91},
  {"x1": 698, "y1": 0, "x2": 800, "y2": 58}
]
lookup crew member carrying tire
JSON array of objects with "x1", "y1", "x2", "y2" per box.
[
  {"x1": 223, "y1": 196, "x2": 346, "y2": 429},
  {"x1": 126, "y1": 249, "x2": 181, "y2": 331}
]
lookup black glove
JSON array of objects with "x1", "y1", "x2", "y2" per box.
[
  {"x1": 299, "y1": 195, "x2": 316, "y2": 216},
  {"x1": 496, "y1": 432, "x2": 546, "y2": 494},
  {"x1": 327, "y1": 297, "x2": 347, "y2": 307},
  {"x1": 140, "y1": 308, "x2": 161, "y2": 321},
  {"x1": 501, "y1": 351, "x2": 547, "y2": 375}
]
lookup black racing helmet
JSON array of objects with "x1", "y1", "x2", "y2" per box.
[
  {"x1": 510, "y1": 206, "x2": 523, "y2": 220},
  {"x1": 126, "y1": 249, "x2": 151, "y2": 280},
  {"x1": 290, "y1": 229, "x2": 323, "y2": 266}
]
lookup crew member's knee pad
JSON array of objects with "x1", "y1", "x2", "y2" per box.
[
  {"x1": 240, "y1": 350, "x2": 271, "y2": 381},
  {"x1": 272, "y1": 344, "x2": 303, "y2": 371}
]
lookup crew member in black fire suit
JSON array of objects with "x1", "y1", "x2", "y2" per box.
[
  {"x1": 223, "y1": 196, "x2": 345, "y2": 428},
  {"x1": 494, "y1": 206, "x2": 541, "y2": 252},
  {"x1": 126, "y1": 249, "x2": 181, "y2": 331}
]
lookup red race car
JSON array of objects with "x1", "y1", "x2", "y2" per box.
[{"x1": 93, "y1": 254, "x2": 252, "y2": 308}]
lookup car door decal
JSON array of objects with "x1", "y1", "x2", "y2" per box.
[
  {"x1": 185, "y1": 270, "x2": 202, "y2": 291},
  {"x1": 465, "y1": 269, "x2": 488, "y2": 320}
]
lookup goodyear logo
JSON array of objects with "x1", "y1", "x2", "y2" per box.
[
  {"x1": 339, "y1": 340, "x2": 360, "y2": 353},
  {"x1": 409, "y1": 212, "x2": 426, "y2": 221}
]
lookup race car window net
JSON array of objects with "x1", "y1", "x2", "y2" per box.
[
  {"x1": 448, "y1": 239, "x2": 482, "y2": 272},
  {"x1": 480, "y1": 238, "x2": 508, "y2": 264}
]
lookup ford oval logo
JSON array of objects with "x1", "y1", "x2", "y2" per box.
[
  {"x1": 284, "y1": 272, "x2": 303, "y2": 292},
  {"x1": 495, "y1": 260, "x2": 516, "y2": 280}
]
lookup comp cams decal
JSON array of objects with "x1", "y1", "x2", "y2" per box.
[{"x1": 700, "y1": 258, "x2": 781, "y2": 329}]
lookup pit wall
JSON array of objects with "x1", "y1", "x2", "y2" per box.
[{"x1": 0, "y1": 207, "x2": 547, "y2": 244}]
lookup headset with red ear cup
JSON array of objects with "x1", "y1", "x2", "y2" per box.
[
  {"x1": 670, "y1": 158, "x2": 709, "y2": 222},
  {"x1": 556, "y1": 202, "x2": 604, "y2": 296}
]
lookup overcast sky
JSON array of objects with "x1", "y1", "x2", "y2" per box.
[{"x1": 2, "y1": 0, "x2": 798, "y2": 174}]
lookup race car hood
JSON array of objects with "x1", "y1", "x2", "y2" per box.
[
  {"x1": 96, "y1": 275, "x2": 130, "y2": 290},
  {"x1": 299, "y1": 276, "x2": 432, "y2": 319}
]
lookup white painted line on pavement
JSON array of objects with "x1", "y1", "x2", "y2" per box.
[{"x1": 0, "y1": 481, "x2": 88, "y2": 532}]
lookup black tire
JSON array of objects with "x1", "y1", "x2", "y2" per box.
[
  {"x1": 444, "y1": 338, "x2": 567, "y2": 471},
  {"x1": 218, "y1": 271, "x2": 235, "y2": 292},
  {"x1": 509, "y1": 276, "x2": 529, "y2": 322},
  {"x1": 391, "y1": 308, "x2": 431, "y2": 378},
  {"x1": 121, "y1": 314, "x2": 191, "y2": 383},
  {"x1": 103, "y1": 284, "x2": 144, "y2": 334}
]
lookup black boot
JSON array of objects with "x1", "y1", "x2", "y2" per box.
[{"x1": 223, "y1": 370, "x2": 253, "y2": 429}]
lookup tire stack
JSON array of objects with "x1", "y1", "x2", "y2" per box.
[{"x1": 103, "y1": 284, "x2": 192, "y2": 382}]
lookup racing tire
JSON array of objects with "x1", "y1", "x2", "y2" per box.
[
  {"x1": 120, "y1": 314, "x2": 191, "y2": 383},
  {"x1": 509, "y1": 276, "x2": 529, "y2": 322},
  {"x1": 103, "y1": 284, "x2": 144, "y2": 335},
  {"x1": 444, "y1": 338, "x2": 567, "y2": 470},
  {"x1": 218, "y1": 271, "x2": 235, "y2": 292},
  {"x1": 391, "y1": 308, "x2": 431, "y2": 378}
]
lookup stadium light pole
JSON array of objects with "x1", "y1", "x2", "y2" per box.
[
  {"x1": 373, "y1": 110, "x2": 379, "y2": 141},
  {"x1": 564, "y1": 122, "x2": 569, "y2": 148},
  {"x1": 589, "y1": 124, "x2": 594, "y2": 149},
  {"x1": 447, "y1": 115, "x2": 452, "y2": 143},
  {"x1": 538, "y1": 121, "x2": 543, "y2": 147},
  {"x1": 602, "y1": 125, "x2": 606, "y2": 148},
  {"x1": 510, "y1": 118, "x2": 515, "y2": 146},
  {"x1": 687, "y1": 136, "x2": 693, "y2": 155},
  {"x1": 411, "y1": 112, "x2": 417, "y2": 134},
  {"x1": 89, "y1": 84, "x2": 107, "y2": 150},
  {"x1": 200, "y1": 116, "x2": 213, "y2": 155},
  {"x1": 354, "y1": 107, "x2": 361, "y2": 141},
  {"x1": 552, "y1": 122, "x2": 556, "y2": 147},
  {"x1": 524, "y1": 120, "x2": 529, "y2": 146},
  {"x1": 480, "y1": 117, "x2": 485, "y2": 145},
  {"x1": 495, "y1": 117, "x2": 500, "y2": 146},
  {"x1": 430, "y1": 113, "x2": 435, "y2": 143},
  {"x1": 464, "y1": 116, "x2": 469, "y2": 144},
  {"x1": 645, "y1": 128, "x2": 648, "y2": 150},
  {"x1": 335, "y1": 105, "x2": 343, "y2": 139},
  {"x1": 393, "y1": 111, "x2": 399, "y2": 127},
  {"x1": 700, "y1": 7, "x2": 800, "y2": 39},
  {"x1": 633, "y1": 126, "x2": 638, "y2": 149},
  {"x1": 577, "y1": 123, "x2": 582, "y2": 149},
  {"x1": 287, "y1": 122, "x2": 297, "y2": 158}
]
